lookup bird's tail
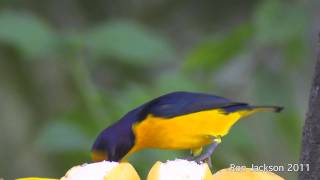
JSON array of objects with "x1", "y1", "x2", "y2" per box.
[
  {"x1": 250, "y1": 106, "x2": 283, "y2": 113},
  {"x1": 237, "y1": 105, "x2": 283, "y2": 117}
]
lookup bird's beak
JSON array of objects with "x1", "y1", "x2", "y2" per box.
[{"x1": 91, "y1": 150, "x2": 108, "y2": 162}]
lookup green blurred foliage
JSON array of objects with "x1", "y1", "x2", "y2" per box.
[
  {"x1": 254, "y1": 0, "x2": 306, "y2": 45},
  {"x1": 37, "y1": 121, "x2": 91, "y2": 153},
  {"x1": 185, "y1": 23, "x2": 253, "y2": 72},
  {"x1": 0, "y1": 11, "x2": 57, "y2": 58},
  {"x1": 0, "y1": 0, "x2": 315, "y2": 179},
  {"x1": 87, "y1": 20, "x2": 173, "y2": 64},
  {"x1": 254, "y1": 0, "x2": 308, "y2": 68}
]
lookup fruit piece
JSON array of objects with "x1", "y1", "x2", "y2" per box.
[
  {"x1": 61, "y1": 161, "x2": 140, "y2": 180},
  {"x1": 16, "y1": 178, "x2": 57, "y2": 180},
  {"x1": 147, "y1": 159, "x2": 213, "y2": 180}
]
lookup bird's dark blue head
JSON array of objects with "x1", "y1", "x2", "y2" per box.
[{"x1": 91, "y1": 117, "x2": 136, "y2": 162}]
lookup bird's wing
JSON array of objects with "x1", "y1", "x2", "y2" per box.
[{"x1": 141, "y1": 91, "x2": 248, "y2": 118}]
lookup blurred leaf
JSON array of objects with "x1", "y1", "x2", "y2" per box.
[
  {"x1": 253, "y1": 66, "x2": 293, "y2": 104},
  {"x1": 113, "y1": 84, "x2": 152, "y2": 117},
  {"x1": 275, "y1": 111, "x2": 302, "y2": 156},
  {"x1": 224, "y1": 124, "x2": 256, "y2": 150},
  {"x1": 86, "y1": 20, "x2": 173, "y2": 65},
  {"x1": 254, "y1": 0, "x2": 307, "y2": 45},
  {"x1": 254, "y1": 0, "x2": 309, "y2": 69},
  {"x1": 36, "y1": 121, "x2": 91, "y2": 152},
  {"x1": 155, "y1": 71, "x2": 202, "y2": 93},
  {"x1": 284, "y1": 37, "x2": 306, "y2": 67},
  {"x1": 0, "y1": 11, "x2": 56, "y2": 58},
  {"x1": 184, "y1": 23, "x2": 253, "y2": 71},
  {"x1": 61, "y1": 32, "x2": 85, "y2": 54}
]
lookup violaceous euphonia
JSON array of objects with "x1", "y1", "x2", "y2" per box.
[{"x1": 92, "y1": 91, "x2": 282, "y2": 164}]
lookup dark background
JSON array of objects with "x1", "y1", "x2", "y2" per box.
[{"x1": 0, "y1": 0, "x2": 318, "y2": 179}]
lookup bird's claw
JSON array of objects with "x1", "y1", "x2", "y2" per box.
[
  {"x1": 195, "y1": 138, "x2": 220, "y2": 168},
  {"x1": 194, "y1": 151, "x2": 212, "y2": 165},
  {"x1": 195, "y1": 156, "x2": 212, "y2": 168},
  {"x1": 184, "y1": 155, "x2": 195, "y2": 161},
  {"x1": 184, "y1": 153, "x2": 212, "y2": 168},
  {"x1": 184, "y1": 136, "x2": 221, "y2": 168}
]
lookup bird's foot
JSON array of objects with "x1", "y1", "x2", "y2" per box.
[
  {"x1": 194, "y1": 151, "x2": 212, "y2": 164},
  {"x1": 184, "y1": 136, "x2": 221, "y2": 168},
  {"x1": 183, "y1": 154, "x2": 212, "y2": 168},
  {"x1": 184, "y1": 155, "x2": 195, "y2": 161},
  {"x1": 197, "y1": 156, "x2": 212, "y2": 169},
  {"x1": 194, "y1": 136, "x2": 221, "y2": 168}
]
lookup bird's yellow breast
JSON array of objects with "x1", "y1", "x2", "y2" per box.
[{"x1": 129, "y1": 109, "x2": 243, "y2": 153}]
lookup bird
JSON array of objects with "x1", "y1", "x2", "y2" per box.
[{"x1": 91, "y1": 91, "x2": 283, "y2": 165}]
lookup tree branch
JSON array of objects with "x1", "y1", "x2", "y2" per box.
[{"x1": 299, "y1": 46, "x2": 320, "y2": 179}]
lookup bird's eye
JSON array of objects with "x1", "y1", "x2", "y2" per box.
[{"x1": 91, "y1": 150, "x2": 109, "y2": 162}]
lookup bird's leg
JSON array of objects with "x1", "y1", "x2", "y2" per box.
[
  {"x1": 184, "y1": 155, "x2": 195, "y2": 161},
  {"x1": 201, "y1": 155, "x2": 212, "y2": 168},
  {"x1": 195, "y1": 136, "x2": 221, "y2": 167},
  {"x1": 184, "y1": 147, "x2": 203, "y2": 161},
  {"x1": 194, "y1": 142, "x2": 219, "y2": 163}
]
